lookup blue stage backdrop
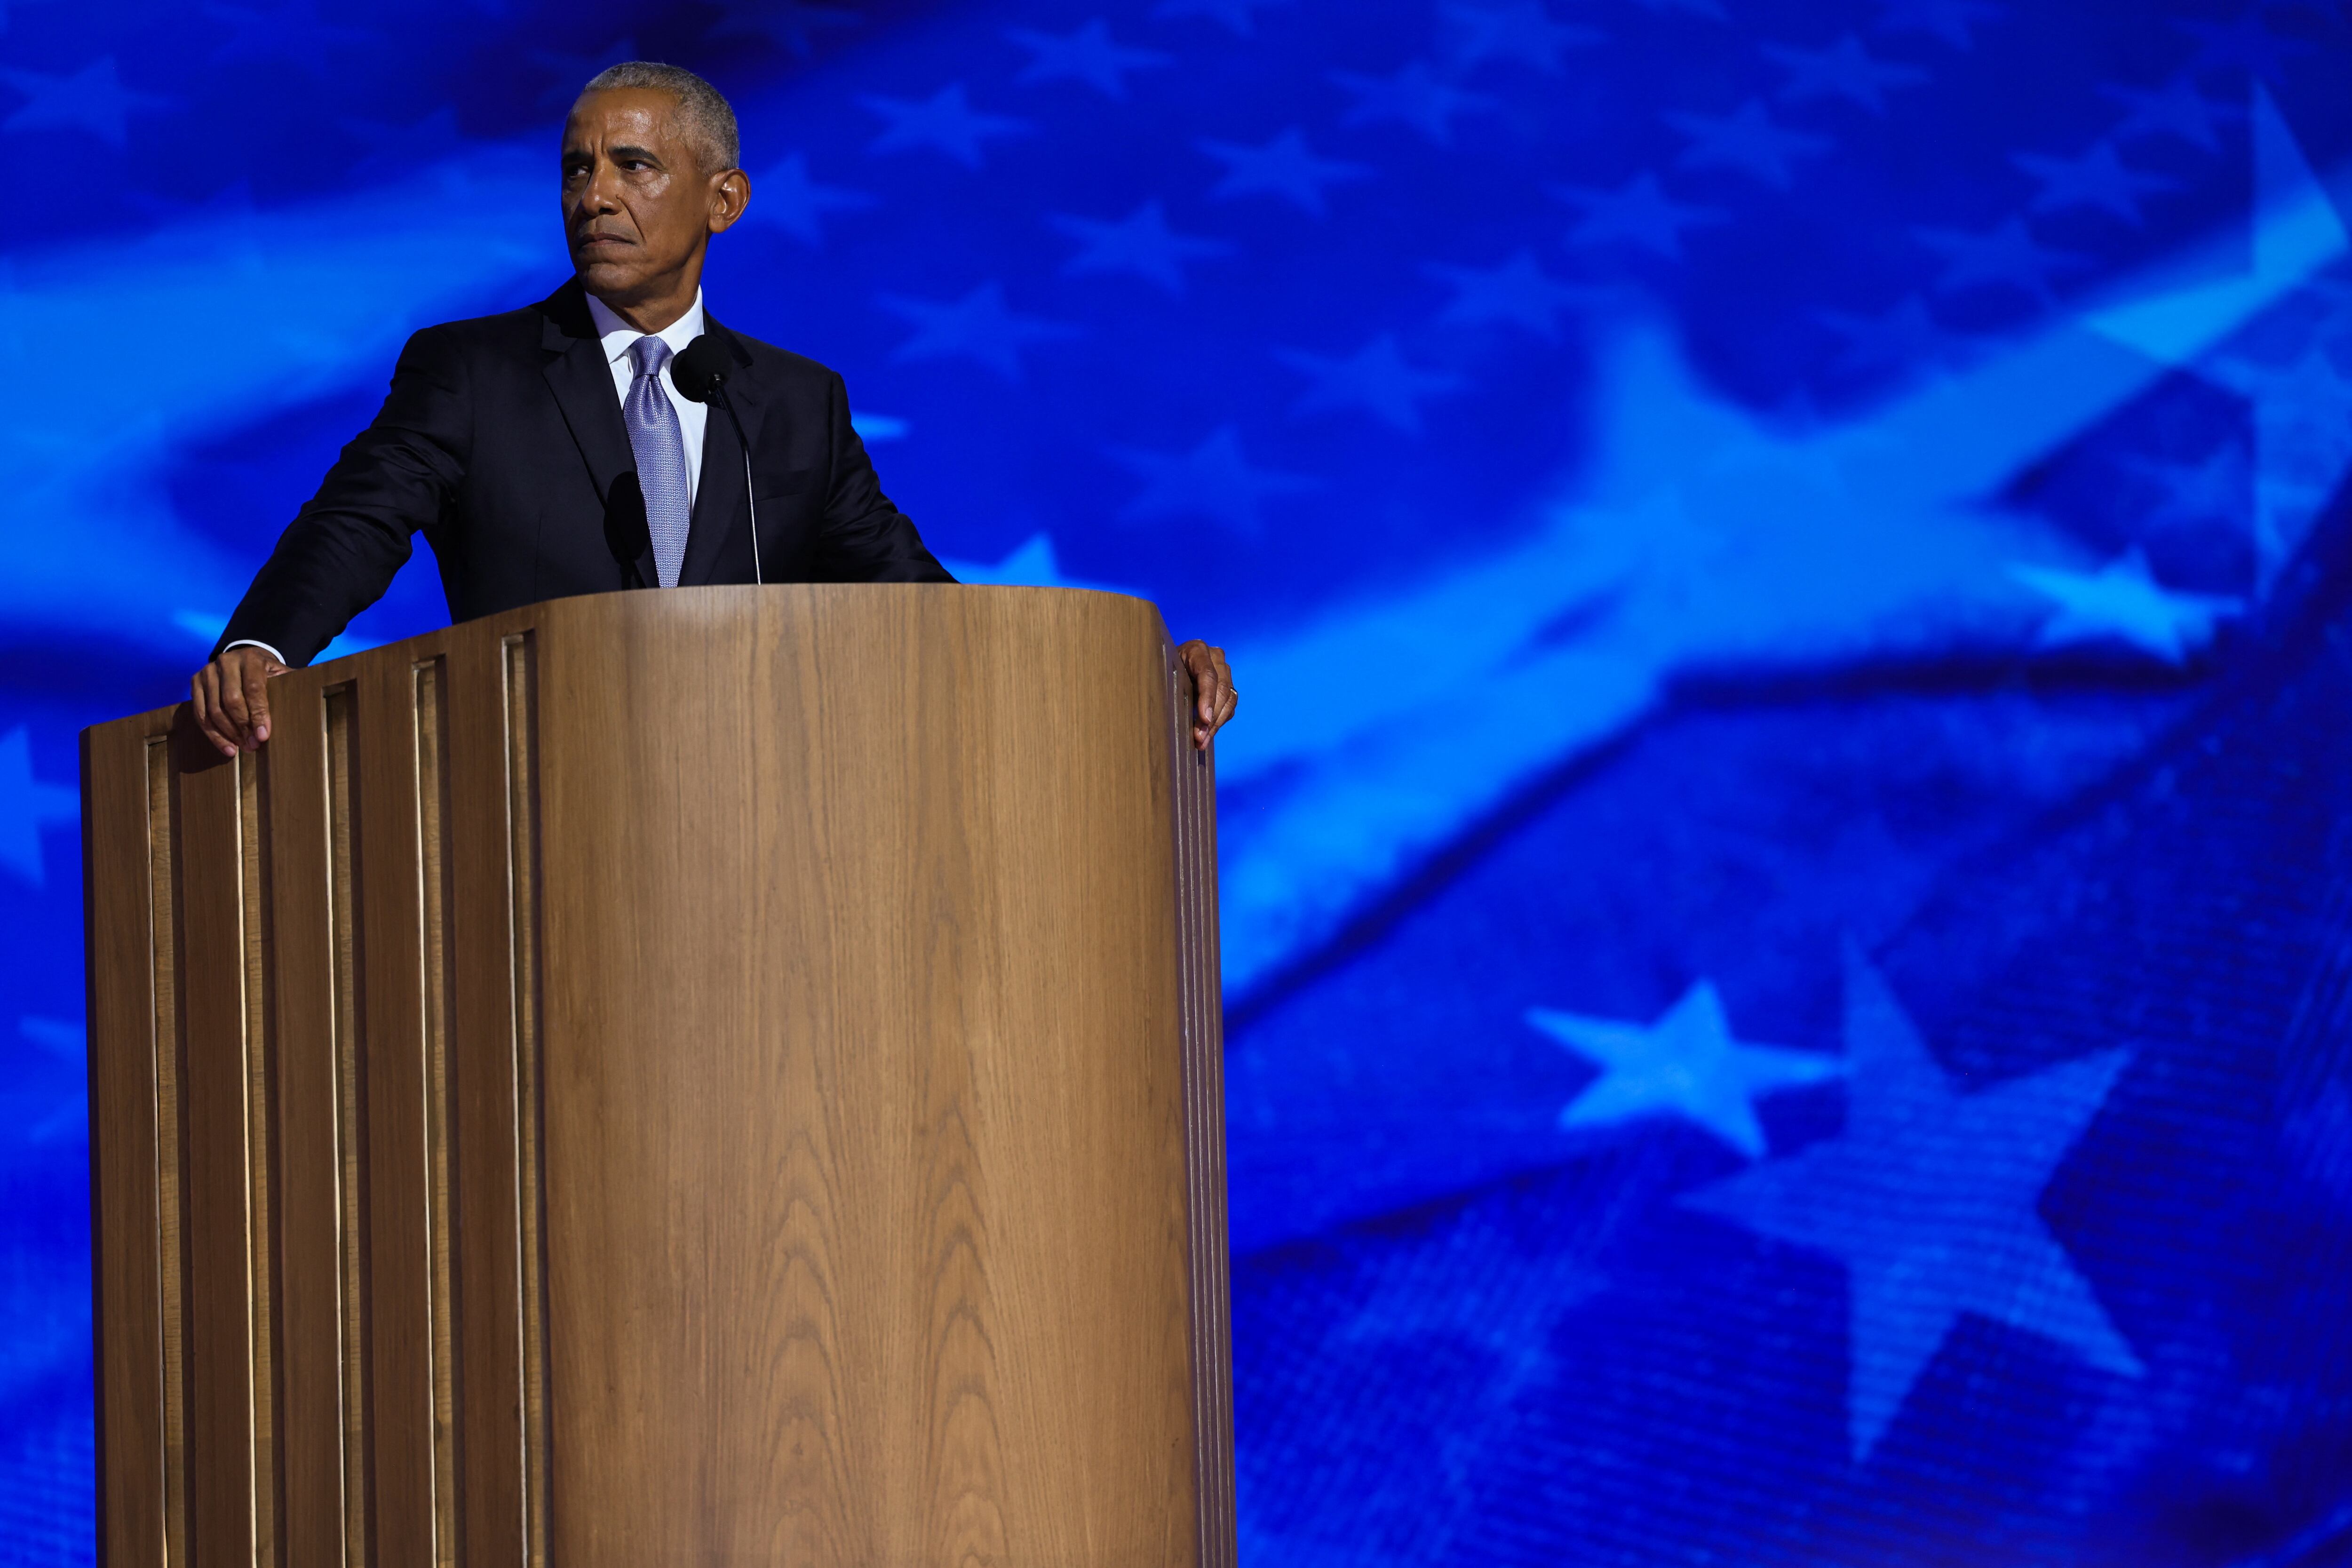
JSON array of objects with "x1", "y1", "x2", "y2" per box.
[{"x1": 6, "y1": 0, "x2": 2352, "y2": 1561}]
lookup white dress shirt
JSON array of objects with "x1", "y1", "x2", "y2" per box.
[
  {"x1": 230, "y1": 291, "x2": 713, "y2": 666},
  {"x1": 585, "y1": 287, "x2": 708, "y2": 503}
]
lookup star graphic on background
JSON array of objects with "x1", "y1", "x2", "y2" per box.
[
  {"x1": 862, "y1": 83, "x2": 1030, "y2": 167},
  {"x1": 1008, "y1": 19, "x2": 1171, "y2": 97},
  {"x1": 2208, "y1": 342, "x2": 2352, "y2": 589},
  {"x1": 2124, "y1": 441, "x2": 2251, "y2": 535},
  {"x1": 1764, "y1": 34, "x2": 1928, "y2": 115},
  {"x1": 0, "y1": 728, "x2": 77, "y2": 888},
  {"x1": 2102, "y1": 73, "x2": 2242, "y2": 153},
  {"x1": 1914, "y1": 216, "x2": 2089, "y2": 304},
  {"x1": 527, "y1": 37, "x2": 636, "y2": 111},
  {"x1": 1685, "y1": 947, "x2": 2142, "y2": 1461},
  {"x1": 1330, "y1": 61, "x2": 1498, "y2": 146},
  {"x1": 1198, "y1": 127, "x2": 1371, "y2": 215},
  {"x1": 1112, "y1": 427, "x2": 1317, "y2": 534},
  {"x1": 1051, "y1": 201, "x2": 1232, "y2": 292},
  {"x1": 1528, "y1": 980, "x2": 1843, "y2": 1160},
  {"x1": 2174, "y1": 9, "x2": 2304, "y2": 83},
  {"x1": 1663, "y1": 98, "x2": 1832, "y2": 189},
  {"x1": 1819, "y1": 294, "x2": 1950, "y2": 377},
  {"x1": 1152, "y1": 0, "x2": 1290, "y2": 36},
  {"x1": 710, "y1": 0, "x2": 856, "y2": 58},
  {"x1": 2008, "y1": 546, "x2": 2245, "y2": 663},
  {"x1": 936, "y1": 533, "x2": 1142, "y2": 596},
  {"x1": 1438, "y1": 0, "x2": 1603, "y2": 74},
  {"x1": 204, "y1": 0, "x2": 373, "y2": 71},
  {"x1": 741, "y1": 153, "x2": 874, "y2": 245},
  {"x1": 1335, "y1": 1205, "x2": 1610, "y2": 1401},
  {"x1": 1278, "y1": 334, "x2": 1464, "y2": 434},
  {"x1": 2013, "y1": 139, "x2": 2175, "y2": 226},
  {"x1": 1872, "y1": 0, "x2": 2004, "y2": 50},
  {"x1": 339, "y1": 108, "x2": 467, "y2": 185},
  {"x1": 1554, "y1": 172, "x2": 1724, "y2": 259},
  {"x1": 877, "y1": 282, "x2": 1077, "y2": 379},
  {"x1": 1427, "y1": 249, "x2": 1589, "y2": 337},
  {"x1": 0, "y1": 57, "x2": 173, "y2": 146}
]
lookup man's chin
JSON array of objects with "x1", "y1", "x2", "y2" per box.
[{"x1": 571, "y1": 255, "x2": 644, "y2": 296}]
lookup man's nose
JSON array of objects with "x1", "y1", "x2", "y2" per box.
[{"x1": 580, "y1": 159, "x2": 624, "y2": 212}]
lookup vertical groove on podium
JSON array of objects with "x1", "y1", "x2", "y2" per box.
[
  {"x1": 413, "y1": 661, "x2": 462, "y2": 1566},
  {"x1": 146, "y1": 737, "x2": 192, "y2": 1568},
  {"x1": 1168, "y1": 660, "x2": 1237, "y2": 1568},
  {"x1": 324, "y1": 686, "x2": 372, "y2": 1567},
  {"x1": 237, "y1": 750, "x2": 282, "y2": 1568},
  {"x1": 501, "y1": 634, "x2": 549, "y2": 1568}
]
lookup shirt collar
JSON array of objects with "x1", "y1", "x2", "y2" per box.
[{"x1": 584, "y1": 288, "x2": 707, "y2": 368}]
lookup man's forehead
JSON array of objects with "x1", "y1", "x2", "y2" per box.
[{"x1": 563, "y1": 88, "x2": 680, "y2": 147}]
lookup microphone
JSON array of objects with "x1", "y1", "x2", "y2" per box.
[
  {"x1": 669, "y1": 333, "x2": 732, "y2": 405},
  {"x1": 670, "y1": 333, "x2": 763, "y2": 585},
  {"x1": 602, "y1": 470, "x2": 650, "y2": 589}
]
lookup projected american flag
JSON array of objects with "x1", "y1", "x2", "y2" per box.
[{"x1": 3, "y1": 0, "x2": 2351, "y2": 1560}]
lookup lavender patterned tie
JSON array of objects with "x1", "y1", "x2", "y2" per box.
[{"x1": 623, "y1": 335, "x2": 691, "y2": 589}]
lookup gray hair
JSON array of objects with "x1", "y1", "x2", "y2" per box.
[{"x1": 580, "y1": 61, "x2": 741, "y2": 173}]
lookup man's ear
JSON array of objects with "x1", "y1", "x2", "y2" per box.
[{"x1": 710, "y1": 168, "x2": 749, "y2": 235}]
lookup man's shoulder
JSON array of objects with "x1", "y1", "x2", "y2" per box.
[{"x1": 719, "y1": 325, "x2": 842, "y2": 394}]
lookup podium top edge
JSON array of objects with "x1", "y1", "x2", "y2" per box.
[{"x1": 85, "y1": 583, "x2": 1179, "y2": 744}]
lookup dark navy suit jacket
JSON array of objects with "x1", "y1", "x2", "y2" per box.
[{"x1": 218, "y1": 278, "x2": 953, "y2": 665}]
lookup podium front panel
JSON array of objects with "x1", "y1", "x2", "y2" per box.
[{"x1": 82, "y1": 586, "x2": 1234, "y2": 1568}]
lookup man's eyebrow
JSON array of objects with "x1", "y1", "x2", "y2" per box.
[{"x1": 606, "y1": 143, "x2": 663, "y2": 163}]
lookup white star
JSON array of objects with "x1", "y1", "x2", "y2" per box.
[
  {"x1": 861, "y1": 83, "x2": 1030, "y2": 167},
  {"x1": 1276, "y1": 334, "x2": 1464, "y2": 434},
  {"x1": 1685, "y1": 948, "x2": 2142, "y2": 1461},
  {"x1": 0, "y1": 56, "x2": 174, "y2": 147},
  {"x1": 1152, "y1": 0, "x2": 1290, "y2": 36},
  {"x1": 1330, "y1": 60, "x2": 1498, "y2": 146},
  {"x1": 2008, "y1": 547, "x2": 2245, "y2": 664},
  {"x1": 1554, "y1": 171, "x2": 1724, "y2": 259},
  {"x1": 1008, "y1": 18, "x2": 1171, "y2": 98},
  {"x1": 2101, "y1": 72, "x2": 2241, "y2": 153},
  {"x1": 2012, "y1": 138, "x2": 2176, "y2": 226},
  {"x1": 876, "y1": 282, "x2": 1077, "y2": 379},
  {"x1": 1764, "y1": 34, "x2": 1927, "y2": 116},
  {"x1": 710, "y1": 0, "x2": 855, "y2": 58},
  {"x1": 1426, "y1": 249, "x2": 1589, "y2": 337},
  {"x1": 1111, "y1": 426, "x2": 1318, "y2": 534},
  {"x1": 2209, "y1": 343, "x2": 2352, "y2": 590},
  {"x1": 1050, "y1": 200, "x2": 1232, "y2": 292},
  {"x1": 0, "y1": 727, "x2": 78, "y2": 888},
  {"x1": 936, "y1": 533, "x2": 1141, "y2": 596},
  {"x1": 1663, "y1": 98, "x2": 1833, "y2": 189},
  {"x1": 742, "y1": 152, "x2": 874, "y2": 245},
  {"x1": 1438, "y1": 0, "x2": 1602, "y2": 75},
  {"x1": 1198, "y1": 126, "x2": 1371, "y2": 215},
  {"x1": 1873, "y1": 0, "x2": 2004, "y2": 50},
  {"x1": 1528, "y1": 980, "x2": 1843, "y2": 1160}
]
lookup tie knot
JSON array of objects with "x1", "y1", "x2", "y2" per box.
[{"x1": 630, "y1": 335, "x2": 672, "y2": 378}]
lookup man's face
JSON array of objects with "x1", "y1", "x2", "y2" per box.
[{"x1": 561, "y1": 88, "x2": 736, "y2": 305}]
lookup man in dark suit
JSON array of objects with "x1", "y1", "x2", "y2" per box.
[{"x1": 192, "y1": 61, "x2": 1238, "y2": 756}]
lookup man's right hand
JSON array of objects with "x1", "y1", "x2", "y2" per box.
[{"x1": 191, "y1": 646, "x2": 290, "y2": 757}]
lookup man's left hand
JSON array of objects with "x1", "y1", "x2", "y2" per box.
[{"x1": 1177, "y1": 639, "x2": 1237, "y2": 751}]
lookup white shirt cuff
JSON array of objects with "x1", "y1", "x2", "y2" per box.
[{"x1": 223, "y1": 638, "x2": 287, "y2": 666}]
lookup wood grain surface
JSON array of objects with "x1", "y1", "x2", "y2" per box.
[{"x1": 82, "y1": 586, "x2": 1235, "y2": 1567}]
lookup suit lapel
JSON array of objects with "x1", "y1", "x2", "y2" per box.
[
  {"x1": 537, "y1": 281, "x2": 654, "y2": 584},
  {"x1": 679, "y1": 315, "x2": 765, "y2": 586}
]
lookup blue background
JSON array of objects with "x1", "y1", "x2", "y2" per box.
[{"x1": 6, "y1": 0, "x2": 2352, "y2": 1561}]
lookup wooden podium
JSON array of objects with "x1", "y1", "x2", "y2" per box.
[{"x1": 81, "y1": 587, "x2": 1233, "y2": 1568}]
